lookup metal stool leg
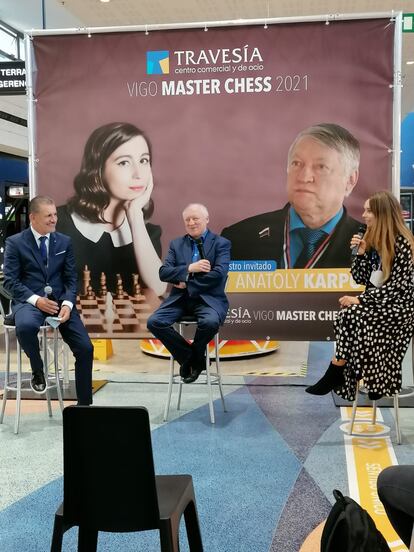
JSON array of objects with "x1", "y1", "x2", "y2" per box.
[
  {"x1": 42, "y1": 327, "x2": 53, "y2": 418},
  {"x1": 348, "y1": 391, "x2": 358, "y2": 435},
  {"x1": 43, "y1": 325, "x2": 64, "y2": 414},
  {"x1": 206, "y1": 345, "x2": 215, "y2": 424},
  {"x1": 163, "y1": 354, "x2": 175, "y2": 421},
  {"x1": 214, "y1": 333, "x2": 226, "y2": 412},
  {"x1": 52, "y1": 328, "x2": 64, "y2": 412},
  {"x1": 0, "y1": 328, "x2": 12, "y2": 424},
  {"x1": 14, "y1": 341, "x2": 22, "y2": 435},
  {"x1": 62, "y1": 342, "x2": 70, "y2": 389},
  {"x1": 176, "y1": 323, "x2": 184, "y2": 410},
  {"x1": 394, "y1": 393, "x2": 402, "y2": 445},
  {"x1": 371, "y1": 400, "x2": 377, "y2": 426},
  {"x1": 177, "y1": 375, "x2": 184, "y2": 410}
]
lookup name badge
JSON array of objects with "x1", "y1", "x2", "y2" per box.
[{"x1": 370, "y1": 269, "x2": 384, "y2": 288}]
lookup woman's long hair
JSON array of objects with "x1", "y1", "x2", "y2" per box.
[
  {"x1": 364, "y1": 190, "x2": 414, "y2": 281},
  {"x1": 68, "y1": 122, "x2": 154, "y2": 223}
]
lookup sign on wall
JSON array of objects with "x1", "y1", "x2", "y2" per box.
[{"x1": 0, "y1": 61, "x2": 26, "y2": 95}]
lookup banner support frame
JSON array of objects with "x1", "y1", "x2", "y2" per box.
[
  {"x1": 392, "y1": 11, "x2": 403, "y2": 199},
  {"x1": 25, "y1": 34, "x2": 36, "y2": 198},
  {"x1": 24, "y1": 11, "x2": 399, "y2": 37}
]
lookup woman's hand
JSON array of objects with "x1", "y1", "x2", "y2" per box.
[
  {"x1": 350, "y1": 233, "x2": 366, "y2": 255},
  {"x1": 339, "y1": 295, "x2": 360, "y2": 308},
  {"x1": 123, "y1": 172, "x2": 167, "y2": 296},
  {"x1": 125, "y1": 174, "x2": 154, "y2": 214}
]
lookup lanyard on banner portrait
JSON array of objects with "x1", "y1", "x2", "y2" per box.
[{"x1": 282, "y1": 213, "x2": 333, "y2": 269}]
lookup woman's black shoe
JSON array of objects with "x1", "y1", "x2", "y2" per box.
[{"x1": 305, "y1": 362, "x2": 345, "y2": 395}]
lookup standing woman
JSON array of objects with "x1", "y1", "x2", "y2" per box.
[
  {"x1": 57, "y1": 122, "x2": 167, "y2": 298},
  {"x1": 306, "y1": 190, "x2": 414, "y2": 401}
]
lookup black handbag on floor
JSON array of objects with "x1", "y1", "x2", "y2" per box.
[{"x1": 320, "y1": 489, "x2": 391, "y2": 552}]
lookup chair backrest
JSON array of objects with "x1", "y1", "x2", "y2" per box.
[{"x1": 62, "y1": 406, "x2": 161, "y2": 532}]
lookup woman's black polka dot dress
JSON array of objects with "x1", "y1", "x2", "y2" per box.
[{"x1": 334, "y1": 235, "x2": 414, "y2": 401}]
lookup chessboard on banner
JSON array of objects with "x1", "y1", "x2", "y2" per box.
[{"x1": 76, "y1": 266, "x2": 160, "y2": 340}]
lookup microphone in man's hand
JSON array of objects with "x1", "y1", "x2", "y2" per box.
[
  {"x1": 351, "y1": 224, "x2": 367, "y2": 257},
  {"x1": 44, "y1": 285, "x2": 56, "y2": 301},
  {"x1": 195, "y1": 238, "x2": 206, "y2": 259}
]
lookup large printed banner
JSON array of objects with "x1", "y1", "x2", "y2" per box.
[{"x1": 31, "y1": 18, "x2": 395, "y2": 339}]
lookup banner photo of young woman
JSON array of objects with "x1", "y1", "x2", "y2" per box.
[{"x1": 30, "y1": 17, "x2": 395, "y2": 339}]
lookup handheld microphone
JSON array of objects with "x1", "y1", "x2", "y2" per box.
[
  {"x1": 195, "y1": 238, "x2": 206, "y2": 260},
  {"x1": 351, "y1": 224, "x2": 367, "y2": 257},
  {"x1": 44, "y1": 285, "x2": 55, "y2": 301}
]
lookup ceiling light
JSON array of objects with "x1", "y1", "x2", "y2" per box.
[
  {"x1": 406, "y1": 61, "x2": 414, "y2": 65},
  {"x1": 100, "y1": 0, "x2": 111, "y2": 3}
]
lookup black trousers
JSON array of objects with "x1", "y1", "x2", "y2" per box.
[
  {"x1": 147, "y1": 296, "x2": 220, "y2": 367},
  {"x1": 15, "y1": 304, "x2": 94, "y2": 405}
]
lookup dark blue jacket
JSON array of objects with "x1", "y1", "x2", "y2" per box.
[
  {"x1": 159, "y1": 231, "x2": 231, "y2": 324},
  {"x1": 4, "y1": 227, "x2": 77, "y2": 313}
]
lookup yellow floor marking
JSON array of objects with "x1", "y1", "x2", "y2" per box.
[
  {"x1": 341, "y1": 405, "x2": 384, "y2": 423},
  {"x1": 342, "y1": 406, "x2": 407, "y2": 551}
]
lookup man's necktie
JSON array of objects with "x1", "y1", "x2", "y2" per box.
[
  {"x1": 298, "y1": 228, "x2": 326, "y2": 264},
  {"x1": 191, "y1": 239, "x2": 201, "y2": 262},
  {"x1": 39, "y1": 236, "x2": 48, "y2": 265}
]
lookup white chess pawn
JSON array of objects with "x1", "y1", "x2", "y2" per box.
[{"x1": 105, "y1": 292, "x2": 115, "y2": 322}]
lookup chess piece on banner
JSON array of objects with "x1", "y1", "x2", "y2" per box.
[
  {"x1": 105, "y1": 292, "x2": 115, "y2": 322},
  {"x1": 132, "y1": 273, "x2": 142, "y2": 298},
  {"x1": 99, "y1": 272, "x2": 108, "y2": 297},
  {"x1": 83, "y1": 265, "x2": 91, "y2": 296},
  {"x1": 86, "y1": 285, "x2": 95, "y2": 299},
  {"x1": 116, "y1": 274, "x2": 124, "y2": 299}
]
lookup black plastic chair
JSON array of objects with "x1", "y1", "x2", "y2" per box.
[{"x1": 50, "y1": 406, "x2": 203, "y2": 551}]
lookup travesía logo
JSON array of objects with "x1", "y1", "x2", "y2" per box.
[{"x1": 146, "y1": 51, "x2": 169, "y2": 74}]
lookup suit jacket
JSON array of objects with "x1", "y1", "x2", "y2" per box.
[
  {"x1": 221, "y1": 203, "x2": 361, "y2": 268},
  {"x1": 159, "y1": 231, "x2": 231, "y2": 324},
  {"x1": 4, "y1": 227, "x2": 78, "y2": 314}
]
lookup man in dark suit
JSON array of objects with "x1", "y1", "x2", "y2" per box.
[
  {"x1": 3, "y1": 195, "x2": 93, "y2": 404},
  {"x1": 221, "y1": 123, "x2": 361, "y2": 269},
  {"x1": 147, "y1": 203, "x2": 231, "y2": 383}
]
